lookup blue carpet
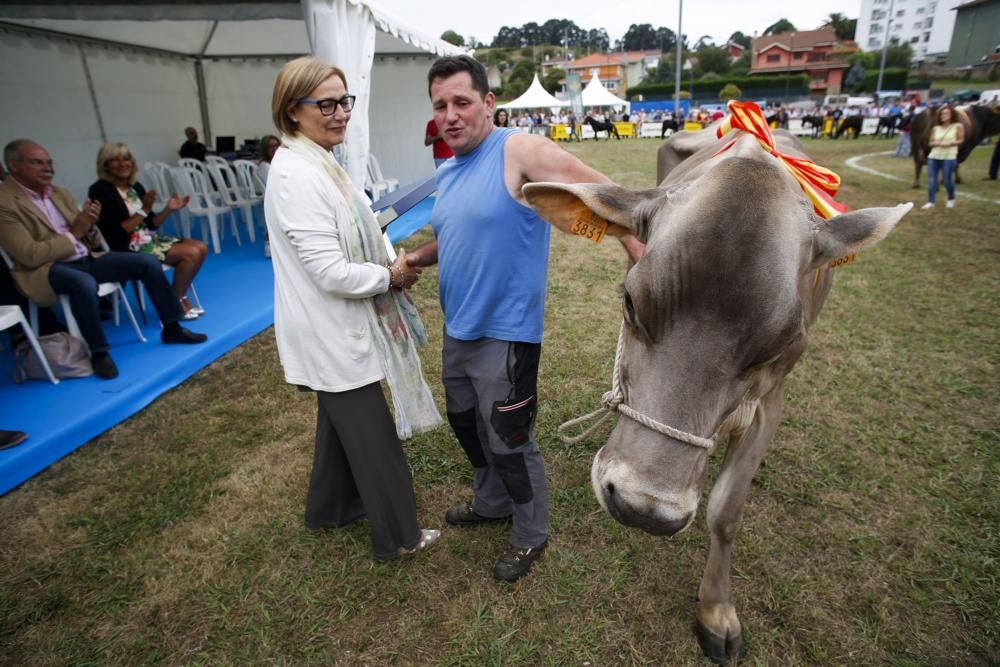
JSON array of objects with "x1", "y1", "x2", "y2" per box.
[{"x1": 0, "y1": 198, "x2": 433, "y2": 496}]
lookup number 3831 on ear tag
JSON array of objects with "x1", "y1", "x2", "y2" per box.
[{"x1": 569, "y1": 210, "x2": 609, "y2": 243}]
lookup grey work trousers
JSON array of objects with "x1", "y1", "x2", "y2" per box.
[
  {"x1": 307, "y1": 383, "x2": 422, "y2": 561},
  {"x1": 442, "y1": 334, "x2": 549, "y2": 549}
]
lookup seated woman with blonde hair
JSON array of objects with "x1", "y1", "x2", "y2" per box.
[{"x1": 89, "y1": 143, "x2": 208, "y2": 319}]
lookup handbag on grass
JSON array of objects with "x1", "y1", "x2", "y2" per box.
[{"x1": 13, "y1": 332, "x2": 94, "y2": 383}]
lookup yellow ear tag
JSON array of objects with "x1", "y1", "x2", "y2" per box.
[
  {"x1": 827, "y1": 253, "x2": 856, "y2": 269},
  {"x1": 568, "y1": 209, "x2": 609, "y2": 244}
]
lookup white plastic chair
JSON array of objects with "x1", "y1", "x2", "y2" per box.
[
  {"x1": 142, "y1": 161, "x2": 189, "y2": 236},
  {"x1": 0, "y1": 305, "x2": 58, "y2": 384},
  {"x1": 366, "y1": 153, "x2": 398, "y2": 200},
  {"x1": 206, "y1": 161, "x2": 257, "y2": 243},
  {"x1": 170, "y1": 166, "x2": 238, "y2": 254},
  {"x1": 0, "y1": 246, "x2": 146, "y2": 347},
  {"x1": 232, "y1": 160, "x2": 264, "y2": 197}
]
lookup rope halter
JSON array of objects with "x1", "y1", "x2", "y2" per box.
[{"x1": 557, "y1": 322, "x2": 715, "y2": 450}]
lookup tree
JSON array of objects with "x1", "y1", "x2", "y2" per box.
[
  {"x1": 693, "y1": 35, "x2": 715, "y2": 50},
  {"x1": 492, "y1": 26, "x2": 522, "y2": 48},
  {"x1": 763, "y1": 19, "x2": 797, "y2": 36},
  {"x1": 542, "y1": 67, "x2": 565, "y2": 95},
  {"x1": 694, "y1": 46, "x2": 731, "y2": 78},
  {"x1": 731, "y1": 50, "x2": 752, "y2": 76},
  {"x1": 845, "y1": 60, "x2": 865, "y2": 89},
  {"x1": 822, "y1": 13, "x2": 857, "y2": 41},
  {"x1": 620, "y1": 23, "x2": 659, "y2": 51},
  {"x1": 505, "y1": 59, "x2": 537, "y2": 97},
  {"x1": 440, "y1": 30, "x2": 464, "y2": 47},
  {"x1": 728, "y1": 31, "x2": 751, "y2": 49},
  {"x1": 884, "y1": 41, "x2": 913, "y2": 68},
  {"x1": 655, "y1": 27, "x2": 678, "y2": 52},
  {"x1": 643, "y1": 54, "x2": 676, "y2": 84},
  {"x1": 719, "y1": 83, "x2": 742, "y2": 100},
  {"x1": 586, "y1": 28, "x2": 610, "y2": 52}
]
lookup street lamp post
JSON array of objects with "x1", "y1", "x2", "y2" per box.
[
  {"x1": 674, "y1": 0, "x2": 682, "y2": 119},
  {"x1": 875, "y1": 0, "x2": 897, "y2": 95}
]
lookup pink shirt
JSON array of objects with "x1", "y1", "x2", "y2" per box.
[{"x1": 12, "y1": 178, "x2": 88, "y2": 260}]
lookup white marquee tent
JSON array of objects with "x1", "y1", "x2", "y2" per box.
[
  {"x1": 0, "y1": 0, "x2": 464, "y2": 200},
  {"x1": 581, "y1": 73, "x2": 630, "y2": 112},
  {"x1": 498, "y1": 74, "x2": 568, "y2": 111}
]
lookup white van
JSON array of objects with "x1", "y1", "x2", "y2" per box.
[
  {"x1": 978, "y1": 89, "x2": 1000, "y2": 105},
  {"x1": 823, "y1": 94, "x2": 875, "y2": 108}
]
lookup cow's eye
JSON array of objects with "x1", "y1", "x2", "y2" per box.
[{"x1": 623, "y1": 289, "x2": 637, "y2": 325}]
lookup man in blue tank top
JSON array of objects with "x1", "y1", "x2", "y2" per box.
[{"x1": 406, "y1": 56, "x2": 643, "y2": 582}]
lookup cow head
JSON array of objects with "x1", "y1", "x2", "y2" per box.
[{"x1": 525, "y1": 158, "x2": 910, "y2": 537}]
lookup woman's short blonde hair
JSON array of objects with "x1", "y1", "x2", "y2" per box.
[
  {"x1": 271, "y1": 56, "x2": 348, "y2": 136},
  {"x1": 96, "y1": 143, "x2": 139, "y2": 184}
]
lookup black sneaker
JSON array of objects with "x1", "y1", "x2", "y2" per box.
[
  {"x1": 161, "y1": 324, "x2": 208, "y2": 344},
  {"x1": 445, "y1": 501, "x2": 511, "y2": 527},
  {"x1": 0, "y1": 430, "x2": 28, "y2": 450},
  {"x1": 493, "y1": 540, "x2": 547, "y2": 582},
  {"x1": 91, "y1": 352, "x2": 119, "y2": 379}
]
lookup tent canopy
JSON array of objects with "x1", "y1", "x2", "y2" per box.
[
  {"x1": 498, "y1": 74, "x2": 568, "y2": 110},
  {"x1": 581, "y1": 73, "x2": 629, "y2": 111},
  {"x1": 0, "y1": 0, "x2": 464, "y2": 196}
]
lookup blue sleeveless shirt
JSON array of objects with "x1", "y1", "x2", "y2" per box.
[{"x1": 431, "y1": 128, "x2": 551, "y2": 343}]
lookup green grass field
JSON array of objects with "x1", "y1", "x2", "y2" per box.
[{"x1": 1, "y1": 135, "x2": 997, "y2": 665}]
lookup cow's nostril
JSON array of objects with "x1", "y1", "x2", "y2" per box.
[{"x1": 606, "y1": 482, "x2": 616, "y2": 496}]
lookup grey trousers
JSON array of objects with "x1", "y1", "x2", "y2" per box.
[
  {"x1": 307, "y1": 383, "x2": 422, "y2": 561},
  {"x1": 442, "y1": 335, "x2": 549, "y2": 549}
]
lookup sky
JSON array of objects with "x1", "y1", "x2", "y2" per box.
[{"x1": 377, "y1": 0, "x2": 863, "y2": 49}]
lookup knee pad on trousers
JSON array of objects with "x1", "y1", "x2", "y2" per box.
[
  {"x1": 447, "y1": 408, "x2": 488, "y2": 468},
  {"x1": 494, "y1": 452, "x2": 533, "y2": 504}
]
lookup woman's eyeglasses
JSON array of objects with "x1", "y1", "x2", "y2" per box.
[{"x1": 298, "y1": 95, "x2": 356, "y2": 115}]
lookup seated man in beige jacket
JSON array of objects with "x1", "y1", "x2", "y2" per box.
[{"x1": 0, "y1": 139, "x2": 208, "y2": 379}]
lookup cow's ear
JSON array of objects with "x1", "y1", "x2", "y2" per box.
[
  {"x1": 522, "y1": 182, "x2": 662, "y2": 243},
  {"x1": 810, "y1": 203, "x2": 912, "y2": 269}
]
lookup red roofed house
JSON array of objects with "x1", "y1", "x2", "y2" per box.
[
  {"x1": 561, "y1": 50, "x2": 661, "y2": 97},
  {"x1": 750, "y1": 28, "x2": 858, "y2": 96}
]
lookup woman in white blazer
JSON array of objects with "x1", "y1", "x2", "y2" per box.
[{"x1": 265, "y1": 57, "x2": 441, "y2": 561}]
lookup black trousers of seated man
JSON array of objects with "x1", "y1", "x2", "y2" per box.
[{"x1": 47, "y1": 252, "x2": 182, "y2": 354}]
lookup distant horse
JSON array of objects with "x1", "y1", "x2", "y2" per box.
[
  {"x1": 661, "y1": 117, "x2": 680, "y2": 139},
  {"x1": 874, "y1": 113, "x2": 902, "y2": 138},
  {"x1": 834, "y1": 115, "x2": 863, "y2": 139},
  {"x1": 584, "y1": 115, "x2": 621, "y2": 140},
  {"x1": 800, "y1": 114, "x2": 825, "y2": 138}
]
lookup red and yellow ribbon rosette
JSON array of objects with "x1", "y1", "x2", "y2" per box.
[{"x1": 714, "y1": 100, "x2": 847, "y2": 220}]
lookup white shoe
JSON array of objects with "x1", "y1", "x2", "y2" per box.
[
  {"x1": 402, "y1": 528, "x2": 441, "y2": 555},
  {"x1": 921, "y1": 202, "x2": 935, "y2": 210},
  {"x1": 945, "y1": 199, "x2": 955, "y2": 208}
]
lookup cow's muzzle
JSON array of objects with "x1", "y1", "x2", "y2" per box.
[
  {"x1": 592, "y1": 448, "x2": 697, "y2": 537},
  {"x1": 604, "y1": 483, "x2": 693, "y2": 536}
]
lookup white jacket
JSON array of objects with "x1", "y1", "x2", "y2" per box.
[{"x1": 264, "y1": 148, "x2": 391, "y2": 392}]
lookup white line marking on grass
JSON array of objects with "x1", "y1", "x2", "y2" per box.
[{"x1": 844, "y1": 151, "x2": 1000, "y2": 205}]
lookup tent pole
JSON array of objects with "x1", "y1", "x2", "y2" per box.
[
  {"x1": 195, "y1": 21, "x2": 219, "y2": 145},
  {"x1": 78, "y1": 45, "x2": 107, "y2": 143},
  {"x1": 194, "y1": 60, "x2": 212, "y2": 146}
]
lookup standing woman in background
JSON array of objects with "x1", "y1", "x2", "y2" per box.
[
  {"x1": 922, "y1": 104, "x2": 964, "y2": 210},
  {"x1": 256, "y1": 134, "x2": 280, "y2": 258},
  {"x1": 265, "y1": 56, "x2": 442, "y2": 561}
]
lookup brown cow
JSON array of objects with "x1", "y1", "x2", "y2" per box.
[
  {"x1": 525, "y1": 127, "x2": 911, "y2": 665},
  {"x1": 910, "y1": 103, "x2": 1000, "y2": 187}
]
